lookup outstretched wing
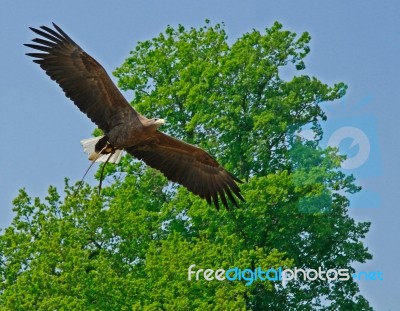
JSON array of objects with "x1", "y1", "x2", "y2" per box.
[
  {"x1": 25, "y1": 23, "x2": 138, "y2": 132},
  {"x1": 126, "y1": 131, "x2": 245, "y2": 210}
]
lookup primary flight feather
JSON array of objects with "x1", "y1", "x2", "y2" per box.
[{"x1": 25, "y1": 23, "x2": 244, "y2": 210}]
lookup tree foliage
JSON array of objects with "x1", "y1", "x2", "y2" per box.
[{"x1": 0, "y1": 21, "x2": 373, "y2": 310}]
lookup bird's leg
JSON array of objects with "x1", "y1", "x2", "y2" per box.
[
  {"x1": 98, "y1": 152, "x2": 114, "y2": 194},
  {"x1": 74, "y1": 144, "x2": 109, "y2": 196}
]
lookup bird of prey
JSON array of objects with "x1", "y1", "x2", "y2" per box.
[{"x1": 25, "y1": 23, "x2": 244, "y2": 210}]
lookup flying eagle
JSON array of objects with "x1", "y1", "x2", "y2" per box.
[{"x1": 25, "y1": 23, "x2": 244, "y2": 210}]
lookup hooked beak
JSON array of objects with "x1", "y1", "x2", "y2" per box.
[{"x1": 155, "y1": 118, "x2": 166, "y2": 125}]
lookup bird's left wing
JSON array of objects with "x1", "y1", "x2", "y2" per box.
[
  {"x1": 25, "y1": 23, "x2": 139, "y2": 133},
  {"x1": 125, "y1": 131, "x2": 244, "y2": 210}
]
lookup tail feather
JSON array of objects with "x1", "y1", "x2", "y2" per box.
[{"x1": 80, "y1": 136, "x2": 123, "y2": 164}]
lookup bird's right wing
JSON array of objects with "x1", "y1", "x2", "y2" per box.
[
  {"x1": 25, "y1": 23, "x2": 138, "y2": 132},
  {"x1": 126, "y1": 131, "x2": 245, "y2": 210}
]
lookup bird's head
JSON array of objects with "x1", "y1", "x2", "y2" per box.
[{"x1": 144, "y1": 118, "x2": 165, "y2": 130}]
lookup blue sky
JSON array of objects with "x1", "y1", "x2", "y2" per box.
[{"x1": 0, "y1": 0, "x2": 398, "y2": 309}]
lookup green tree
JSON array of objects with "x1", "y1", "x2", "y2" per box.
[{"x1": 0, "y1": 21, "x2": 373, "y2": 310}]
